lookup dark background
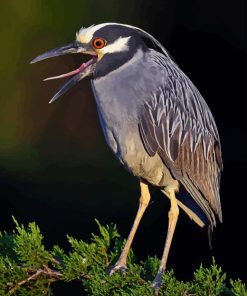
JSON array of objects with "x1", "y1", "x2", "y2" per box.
[{"x1": 0, "y1": 0, "x2": 246, "y2": 294}]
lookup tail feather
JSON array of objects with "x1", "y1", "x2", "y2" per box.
[{"x1": 181, "y1": 176, "x2": 217, "y2": 228}]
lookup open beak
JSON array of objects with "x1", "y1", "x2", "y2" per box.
[{"x1": 30, "y1": 42, "x2": 97, "y2": 103}]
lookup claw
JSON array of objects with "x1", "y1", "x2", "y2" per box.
[
  {"x1": 151, "y1": 271, "x2": 163, "y2": 295},
  {"x1": 107, "y1": 263, "x2": 127, "y2": 276}
]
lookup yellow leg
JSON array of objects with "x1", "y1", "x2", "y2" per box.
[
  {"x1": 109, "y1": 181, "x2": 151, "y2": 275},
  {"x1": 152, "y1": 189, "x2": 179, "y2": 293}
]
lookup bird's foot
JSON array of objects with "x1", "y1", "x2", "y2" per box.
[
  {"x1": 151, "y1": 271, "x2": 163, "y2": 296},
  {"x1": 107, "y1": 262, "x2": 127, "y2": 276}
]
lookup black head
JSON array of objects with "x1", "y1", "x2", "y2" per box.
[{"x1": 76, "y1": 23, "x2": 169, "y2": 78}]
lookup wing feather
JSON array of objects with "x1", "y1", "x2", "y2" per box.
[{"x1": 139, "y1": 50, "x2": 223, "y2": 224}]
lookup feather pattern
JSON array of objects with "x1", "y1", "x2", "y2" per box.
[{"x1": 139, "y1": 50, "x2": 223, "y2": 224}]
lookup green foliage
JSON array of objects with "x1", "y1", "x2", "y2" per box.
[
  {"x1": 230, "y1": 279, "x2": 247, "y2": 296},
  {"x1": 160, "y1": 270, "x2": 190, "y2": 296},
  {"x1": 12, "y1": 217, "x2": 52, "y2": 269},
  {"x1": 191, "y1": 258, "x2": 226, "y2": 296},
  {"x1": 0, "y1": 218, "x2": 246, "y2": 296}
]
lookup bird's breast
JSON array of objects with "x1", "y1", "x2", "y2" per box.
[{"x1": 91, "y1": 78, "x2": 174, "y2": 187}]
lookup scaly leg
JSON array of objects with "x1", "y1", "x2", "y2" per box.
[
  {"x1": 108, "y1": 181, "x2": 151, "y2": 275},
  {"x1": 152, "y1": 189, "x2": 179, "y2": 294}
]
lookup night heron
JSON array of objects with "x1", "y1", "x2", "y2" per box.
[{"x1": 31, "y1": 23, "x2": 223, "y2": 291}]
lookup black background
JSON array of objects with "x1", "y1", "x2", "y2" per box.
[{"x1": 0, "y1": 0, "x2": 246, "y2": 294}]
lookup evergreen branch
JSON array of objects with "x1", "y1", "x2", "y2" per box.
[
  {"x1": 0, "y1": 218, "x2": 246, "y2": 296},
  {"x1": 8, "y1": 265, "x2": 62, "y2": 295}
]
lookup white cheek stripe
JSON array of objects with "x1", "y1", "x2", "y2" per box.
[{"x1": 101, "y1": 36, "x2": 131, "y2": 54}]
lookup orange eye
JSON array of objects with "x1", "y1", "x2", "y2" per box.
[{"x1": 92, "y1": 38, "x2": 106, "y2": 49}]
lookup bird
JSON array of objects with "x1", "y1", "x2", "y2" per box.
[{"x1": 31, "y1": 23, "x2": 223, "y2": 292}]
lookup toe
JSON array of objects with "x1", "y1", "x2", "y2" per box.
[
  {"x1": 151, "y1": 271, "x2": 163, "y2": 294},
  {"x1": 107, "y1": 263, "x2": 127, "y2": 276}
]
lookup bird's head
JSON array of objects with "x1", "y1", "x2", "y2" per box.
[{"x1": 31, "y1": 23, "x2": 168, "y2": 103}]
